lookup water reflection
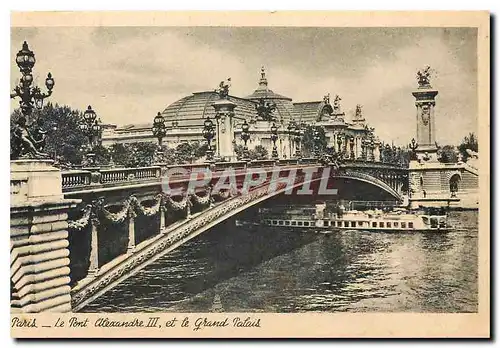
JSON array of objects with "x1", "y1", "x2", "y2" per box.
[{"x1": 82, "y1": 211, "x2": 478, "y2": 313}]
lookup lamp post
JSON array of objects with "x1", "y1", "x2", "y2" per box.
[
  {"x1": 385, "y1": 144, "x2": 391, "y2": 163},
  {"x1": 409, "y1": 138, "x2": 419, "y2": 160},
  {"x1": 240, "y1": 120, "x2": 250, "y2": 161},
  {"x1": 313, "y1": 127, "x2": 322, "y2": 158},
  {"x1": 203, "y1": 116, "x2": 216, "y2": 162},
  {"x1": 392, "y1": 145, "x2": 398, "y2": 164},
  {"x1": 10, "y1": 41, "x2": 55, "y2": 160},
  {"x1": 152, "y1": 111, "x2": 167, "y2": 163},
  {"x1": 80, "y1": 105, "x2": 101, "y2": 167},
  {"x1": 50, "y1": 122, "x2": 58, "y2": 162},
  {"x1": 270, "y1": 122, "x2": 279, "y2": 160}
]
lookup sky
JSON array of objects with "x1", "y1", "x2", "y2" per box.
[{"x1": 10, "y1": 26, "x2": 477, "y2": 146}]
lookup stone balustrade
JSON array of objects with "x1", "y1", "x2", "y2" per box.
[
  {"x1": 61, "y1": 159, "x2": 406, "y2": 193},
  {"x1": 61, "y1": 170, "x2": 92, "y2": 188},
  {"x1": 100, "y1": 166, "x2": 161, "y2": 184}
]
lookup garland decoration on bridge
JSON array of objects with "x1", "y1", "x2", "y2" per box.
[
  {"x1": 165, "y1": 193, "x2": 191, "y2": 211},
  {"x1": 191, "y1": 186, "x2": 211, "y2": 206},
  {"x1": 132, "y1": 194, "x2": 162, "y2": 217},
  {"x1": 68, "y1": 205, "x2": 92, "y2": 230},
  {"x1": 101, "y1": 201, "x2": 130, "y2": 224}
]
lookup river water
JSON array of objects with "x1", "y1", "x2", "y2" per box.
[{"x1": 82, "y1": 210, "x2": 478, "y2": 313}]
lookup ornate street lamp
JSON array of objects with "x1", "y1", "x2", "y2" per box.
[
  {"x1": 385, "y1": 144, "x2": 391, "y2": 163},
  {"x1": 270, "y1": 122, "x2": 279, "y2": 160},
  {"x1": 313, "y1": 127, "x2": 322, "y2": 158},
  {"x1": 240, "y1": 120, "x2": 250, "y2": 160},
  {"x1": 79, "y1": 105, "x2": 101, "y2": 167},
  {"x1": 409, "y1": 138, "x2": 419, "y2": 161},
  {"x1": 203, "y1": 116, "x2": 216, "y2": 161},
  {"x1": 153, "y1": 112, "x2": 167, "y2": 146},
  {"x1": 152, "y1": 111, "x2": 167, "y2": 163},
  {"x1": 10, "y1": 41, "x2": 55, "y2": 160}
]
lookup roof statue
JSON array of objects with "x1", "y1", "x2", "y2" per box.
[
  {"x1": 255, "y1": 98, "x2": 277, "y2": 122},
  {"x1": 333, "y1": 95, "x2": 342, "y2": 113},
  {"x1": 318, "y1": 93, "x2": 334, "y2": 121},
  {"x1": 261, "y1": 66, "x2": 266, "y2": 79},
  {"x1": 216, "y1": 78, "x2": 232, "y2": 99},
  {"x1": 355, "y1": 104, "x2": 363, "y2": 119},
  {"x1": 416, "y1": 66, "x2": 432, "y2": 88},
  {"x1": 323, "y1": 93, "x2": 330, "y2": 105}
]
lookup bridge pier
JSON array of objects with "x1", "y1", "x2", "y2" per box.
[{"x1": 11, "y1": 160, "x2": 80, "y2": 312}]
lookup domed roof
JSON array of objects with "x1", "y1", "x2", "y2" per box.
[
  {"x1": 245, "y1": 67, "x2": 295, "y2": 124},
  {"x1": 161, "y1": 91, "x2": 257, "y2": 129}
]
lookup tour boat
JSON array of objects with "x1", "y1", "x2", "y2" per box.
[{"x1": 237, "y1": 203, "x2": 449, "y2": 233}]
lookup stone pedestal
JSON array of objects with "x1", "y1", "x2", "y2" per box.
[{"x1": 11, "y1": 160, "x2": 80, "y2": 312}]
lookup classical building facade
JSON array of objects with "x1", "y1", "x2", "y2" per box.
[{"x1": 101, "y1": 67, "x2": 380, "y2": 161}]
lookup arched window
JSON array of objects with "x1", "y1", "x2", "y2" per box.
[
  {"x1": 449, "y1": 174, "x2": 461, "y2": 197},
  {"x1": 419, "y1": 175, "x2": 424, "y2": 188}
]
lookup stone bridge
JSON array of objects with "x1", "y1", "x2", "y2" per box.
[{"x1": 11, "y1": 158, "x2": 408, "y2": 313}]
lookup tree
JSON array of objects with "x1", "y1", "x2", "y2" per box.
[
  {"x1": 174, "y1": 142, "x2": 196, "y2": 164},
  {"x1": 438, "y1": 145, "x2": 458, "y2": 163},
  {"x1": 301, "y1": 125, "x2": 327, "y2": 157},
  {"x1": 249, "y1": 145, "x2": 268, "y2": 160},
  {"x1": 458, "y1": 132, "x2": 478, "y2": 162},
  {"x1": 108, "y1": 142, "x2": 158, "y2": 167},
  {"x1": 234, "y1": 144, "x2": 245, "y2": 160},
  {"x1": 109, "y1": 143, "x2": 131, "y2": 167},
  {"x1": 194, "y1": 142, "x2": 208, "y2": 159},
  {"x1": 92, "y1": 144, "x2": 112, "y2": 166},
  {"x1": 129, "y1": 142, "x2": 158, "y2": 167}
]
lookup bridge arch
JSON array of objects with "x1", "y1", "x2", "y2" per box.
[
  {"x1": 71, "y1": 165, "x2": 406, "y2": 310},
  {"x1": 330, "y1": 171, "x2": 403, "y2": 201}
]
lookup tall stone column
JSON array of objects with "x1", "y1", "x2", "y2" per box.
[
  {"x1": 412, "y1": 66, "x2": 439, "y2": 162},
  {"x1": 11, "y1": 160, "x2": 80, "y2": 313}
]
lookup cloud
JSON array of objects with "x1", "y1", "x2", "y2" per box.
[{"x1": 10, "y1": 27, "x2": 477, "y2": 146}]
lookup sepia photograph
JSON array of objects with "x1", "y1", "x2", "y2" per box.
[{"x1": 9, "y1": 11, "x2": 489, "y2": 338}]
